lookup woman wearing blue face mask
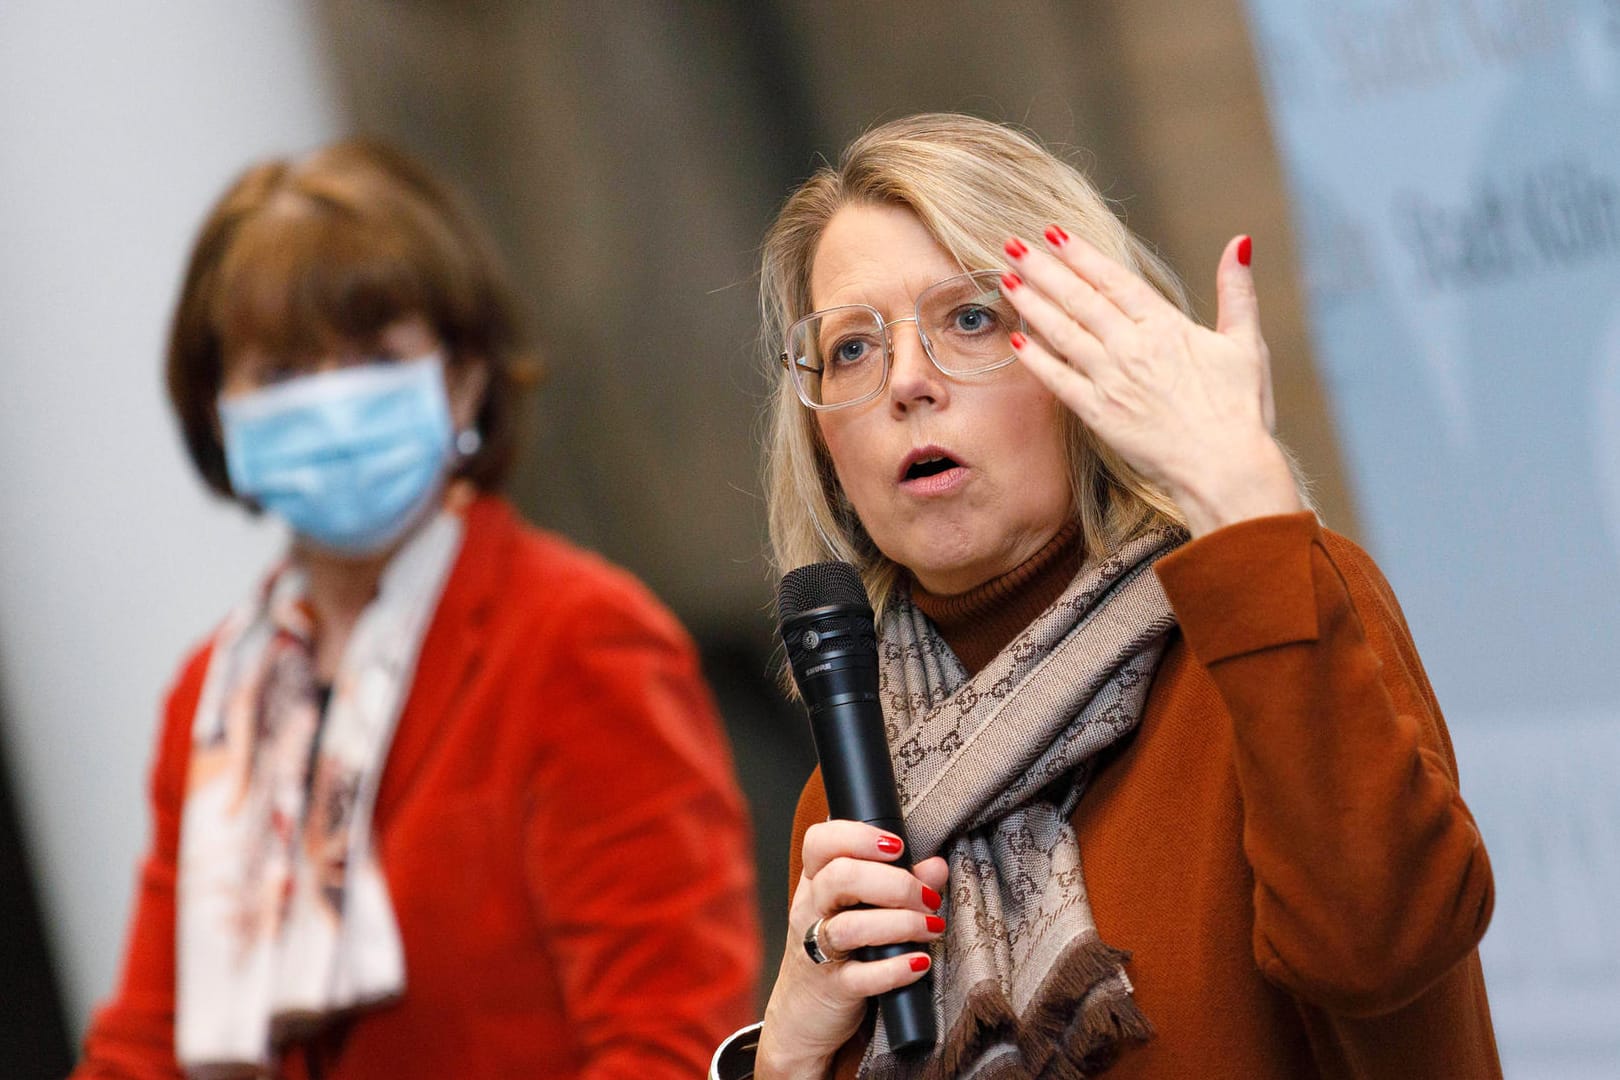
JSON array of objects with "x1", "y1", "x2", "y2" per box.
[{"x1": 74, "y1": 139, "x2": 761, "y2": 1080}]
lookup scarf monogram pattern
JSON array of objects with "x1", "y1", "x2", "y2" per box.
[{"x1": 861, "y1": 528, "x2": 1182, "y2": 1080}]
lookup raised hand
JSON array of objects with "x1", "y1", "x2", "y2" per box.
[{"x1": 1001, "y1": 229, "x2": 1301, "y2": 537}]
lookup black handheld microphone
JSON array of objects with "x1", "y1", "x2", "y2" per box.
[{"x1": 776, "y1": 561, "x2": 936, "y2": 1055}]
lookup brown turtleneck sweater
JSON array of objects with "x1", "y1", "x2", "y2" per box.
[
  {"x1": 788, "y1": 512, "x2": 1500, "y2": 1080},
  {"x1": 908, "y1": 519, "x2": 1083, "y2": 678}
]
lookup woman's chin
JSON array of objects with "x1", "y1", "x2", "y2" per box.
[
  {"x1": 896, "y1": 521, "x2": 1065, "y2": 596},
  {"x1": 903, "y1": 550, "x2": 997, "y2": 596}
]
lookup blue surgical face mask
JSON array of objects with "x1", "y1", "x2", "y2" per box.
[{"x1": 219, "y1": 355, "x2": 455, "y2": 555}]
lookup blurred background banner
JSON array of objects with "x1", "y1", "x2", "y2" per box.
[
  {"x1": 3, "y1": 1, "x2": 1615, "y2": 1076},
  {"x1": 1242, "y1": 1, "x2": 1620, "y2": 1075}
]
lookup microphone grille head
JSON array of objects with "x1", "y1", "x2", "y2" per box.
[{"x1": 777, "y1": 560, "x2": 870, "y2": 623}]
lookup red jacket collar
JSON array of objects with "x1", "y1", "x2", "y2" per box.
[{"x1": 373, "y1": 495, "x2": 522, "y2": 826}]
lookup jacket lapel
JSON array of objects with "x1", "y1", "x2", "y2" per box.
[{"x1": 372, "y1": 496, "x2": 517, "y2": 830}]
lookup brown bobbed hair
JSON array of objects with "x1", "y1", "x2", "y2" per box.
[
  {"x1": 759, "y1": 113, "x2": 1195, "y2": 616},
  {"x1": 167, "y1": 137, "x2": 536, "y2": 499}
]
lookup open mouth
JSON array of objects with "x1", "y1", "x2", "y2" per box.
[{"x1": 904, "y1": 454, "x2": 961, "y2": 481}]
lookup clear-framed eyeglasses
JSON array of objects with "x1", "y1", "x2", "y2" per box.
[{"x1": 780, "y1": 270, "x2": 1025, "y2": 411}]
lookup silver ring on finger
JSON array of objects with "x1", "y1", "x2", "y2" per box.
[{"x1": 803, "y1": 916, "x2": 839, "y2": 965}]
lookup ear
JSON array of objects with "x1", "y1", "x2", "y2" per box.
[{"x1": 446, "y1": 355, "x2": 491, "y2": 433}]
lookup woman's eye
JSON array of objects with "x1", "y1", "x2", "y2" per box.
[
  {"x1": 830, "y1": 337, "x2": 877, "y2": 366},
  {"x1": 952, "y1": 305, "x2": 997, "y2": 333}
]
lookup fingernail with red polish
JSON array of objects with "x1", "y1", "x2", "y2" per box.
[
  {"x1": 1003, "y1": 237, "x2": 1029, "y2": 259},
  {"x1": 1237, "y1": 235, "x2": 1253, "y2": 266},
  {"x1": 1000, "y1": 271, "x2": 1022, "y2": 291},
  {"x1": 876, "y1": 835, "x2": 903, "y2": 854},
  {"x1": 1009, "y1": 330, "x2": 1028, "y2": 350},
  {"x1": 1045, "y1": 225, "x2": 1070, "y2": 247},
  {"x1": 921, "y1": 886, "x2": 942, "y2": 910},
  {"x1": 926, "y1": 915, "x2": 946, "y2": 933},
  {"x1": 910, "y1": 955, "x2": 932, "y2": 972}
]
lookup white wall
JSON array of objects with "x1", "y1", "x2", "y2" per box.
[{"x1": 0, "y1": 2, "x2": 338, "y2": 1030}]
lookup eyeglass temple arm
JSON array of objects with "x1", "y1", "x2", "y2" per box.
[{"x1": 781, "y1": 351, "x2": 823, "y2": 374}]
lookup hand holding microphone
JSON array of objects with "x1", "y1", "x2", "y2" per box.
[{"x1": 755, "y1": 563, "x2": 941, "y2": 1075}]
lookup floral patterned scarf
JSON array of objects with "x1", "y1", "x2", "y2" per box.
[{"x1": 175, "y1": 512, "x2": 462, "y2": 1075}]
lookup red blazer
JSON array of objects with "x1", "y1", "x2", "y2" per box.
[{"x1": 76, "y1": 497, "x2": 761, "y2": 1078}]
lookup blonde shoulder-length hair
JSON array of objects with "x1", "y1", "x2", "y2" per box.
[{"x1": 760, "y1": 113, "x2": 1193, "y2": 616}]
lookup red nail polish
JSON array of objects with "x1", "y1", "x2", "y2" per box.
[
  {"x1": 1237, "y1": 235, "x2": 1253, "y2": 266},
  {"x1": 876, "y1": 835, "x2": 903, "y2": 854},
  {"x1": 1003, "y1": 237, "x2": 1029, "y2": 259},
  {"x1": 1009, "y1": 330, "x2": 1028, "y2": 349},
  {"x1": 1045, "y1": 225, "x2": 1070, "y2": 247},
  {"x1": 909, "y1": 955, "x2": 932, "y2": 972},
  {"x1": 926, "y1": 915, "x2": 946, "y2": 933},
  {"x1": 1000, "y1": 271, "x2": 1022, "y2": 291},
  {"x1": 921, "y1": 886, "x2": 942, "y2": 910}
]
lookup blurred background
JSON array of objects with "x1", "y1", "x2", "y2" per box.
[{"x1": 1, "y1": 2, "x2": 1614, "y2": 1077}]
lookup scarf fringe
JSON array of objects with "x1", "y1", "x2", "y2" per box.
[
  {"x1": 922, "y1": 936, "x2": 1153, "y2": 1079},
  {"x1": 930, "y1": 982, "x2": 1021, "y2": 1080},
  {"x1": 1021, "y1": 939, "x2": 1153, "y2": 1077}
]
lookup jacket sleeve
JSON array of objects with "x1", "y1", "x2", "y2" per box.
[
  {"x1": 73, "y1": 647, "x2": 212, "y2": 1079},
  {"x1": 786, "y1": 766, "x2": 827, "y2": 893},
  {"x1": 1154, "y1": 511, "x2": 1494, "y2": 1017},
  {"x1": 521, "y1": 580, "x2": 762, "y2": 1080}
]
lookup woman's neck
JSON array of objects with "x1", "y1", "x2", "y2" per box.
[
  {"x1": 909, "y1": 520, "x2": 1084, "y2": 677},
  {"x1": 296, "y1": 545, "x2": 391, "y2": 682}
]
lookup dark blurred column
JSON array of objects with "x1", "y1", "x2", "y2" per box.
[{"x1": 0, "y1": 692, "x2": 74, "y2": 1078}]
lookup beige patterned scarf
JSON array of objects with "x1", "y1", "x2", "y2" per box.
[
  {"x1": 176, "y1": 511, "x2": 463, "y2": 1077},
  {"x1": 861, "y1": 528, "x2": 1181, "y2": 1080}
]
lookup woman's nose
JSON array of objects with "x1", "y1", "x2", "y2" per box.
[{"x1": 886, "y1": 320, "x2": 947, "y2": 413}]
